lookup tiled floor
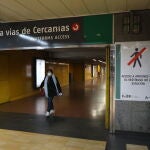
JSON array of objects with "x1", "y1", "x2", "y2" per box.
[
  {"x1": 126, "y1": 144, "x2": 148, "y2": 150},
  {"x1": 106, "y1": 132, "x2": 150, "y2": 150},
  {"x1": 0, "y1": 129, "x2": 106, "y2": 150},
  {"x1": 0, "y1": 77, "x2": 150, "y2": 150},
  {"x1": 0, "y1": 77, "x2": 108, "y2": 149}
]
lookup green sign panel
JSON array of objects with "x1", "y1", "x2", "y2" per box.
[{"x1": 84, "y1": 14, "x2": 113, "y2": 44}]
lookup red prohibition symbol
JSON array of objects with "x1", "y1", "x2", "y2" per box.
[{"x1": 127, "y1": 47, "x2": 147, "y2": 66}]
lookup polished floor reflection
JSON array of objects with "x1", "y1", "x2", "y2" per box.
[
  {"x1": 0, "y1": 77, "x2": 106, "y2": 119},
  {"x1": 0, "y1": 77, "x2": 107, "y2": 141}
]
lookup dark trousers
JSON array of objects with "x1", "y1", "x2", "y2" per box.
[{"x1": 47, "y1": 96, "x2": 54, "y2": 112}]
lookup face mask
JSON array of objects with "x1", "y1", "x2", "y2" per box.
[{"x1": 47, "y1": 72, "x2": 52, "y2": 76}]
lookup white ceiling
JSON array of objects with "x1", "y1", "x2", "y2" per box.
[{"x1": 0, "y1": 0, "x2": 150, "y2": 22}]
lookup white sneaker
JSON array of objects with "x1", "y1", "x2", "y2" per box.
[
  {"x1": 50, "y1": 110, "x2": 55, "y2": 115},
  {"x1": 45, "y1": 111, "x2": 50, "y2": 117}
]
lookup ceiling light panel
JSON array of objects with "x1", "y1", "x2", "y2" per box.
[
  {"x1": 127, "y1": 0, "x2": 149, "y2": 10},
  {"x1": 0, "y1": 0, "x2": 38, "y2": 20},
  {"x1": 17, "y1": 0, "x2": 55, "y2": 19},
  {"x1": 84, "y1": 0, "x2": 108, "y2": 14},
  {"x1": 38, "y1": 0, "x2": 73, "y2": 18},
  {"x1": 0, "y1": 5, "x2": 24, "y2": 22},
  {"x1": 61, "y1": 0, "x2": 89, "y2": 16},
  {"x1": 106, "y1": 0, "x2": 127, "y2": 12}
]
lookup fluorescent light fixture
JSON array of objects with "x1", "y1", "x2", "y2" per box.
[
  {"x1": 36, "y1": 46, "x2": 46, "y2": 50},
  {"x1": 98, "y1": 60, "x2": 106, "y2": 64},
  {"x1": 92, "y1": 59, "x2": 97, "y2": 62},
  {"x1": 19, "y1": 34, "x2": 48, "y2": 46}
]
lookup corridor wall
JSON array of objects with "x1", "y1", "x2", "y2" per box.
[{"x1": 0, "y1": 50, "x2": 48, "y2": 103}]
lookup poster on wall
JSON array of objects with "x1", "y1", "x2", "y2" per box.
[{"x1": 115, "y1": 41, "x2": 150, "y2": 101}]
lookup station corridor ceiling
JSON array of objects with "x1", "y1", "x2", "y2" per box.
[
  {"x1": 0, "y1": 0, "x2": 149, "y2": 62},
  {"x1": 0, "y1": 0, "x2": 149, "y2": 22}
]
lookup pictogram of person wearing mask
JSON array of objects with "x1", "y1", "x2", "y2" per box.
[{"x1": 40, "y1": 69, "x2": 62, "y2": 117}]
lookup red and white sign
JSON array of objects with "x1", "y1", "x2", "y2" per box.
[
  {"x1": 119, "y1": 41, "x2": 150, "y2": 101},
  {"x1": 71, "y1": 23, "x2": 80, "y2": 32}
]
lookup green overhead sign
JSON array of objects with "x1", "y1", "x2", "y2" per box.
[{"x1": 84, "y1": 14, "x2": 113, "y2": 44}]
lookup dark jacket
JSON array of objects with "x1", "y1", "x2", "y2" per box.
[{"x1": 40, "y1": 75, "x2": 62, "y2": 97}]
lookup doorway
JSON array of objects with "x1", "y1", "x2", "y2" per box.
[{"x1": 0, "y1": 46, "x2": 110, "y2": 140}]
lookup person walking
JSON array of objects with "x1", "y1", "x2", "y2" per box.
[{"x1": 40, "y1": 69, "x2": 62, "y2": 117}]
